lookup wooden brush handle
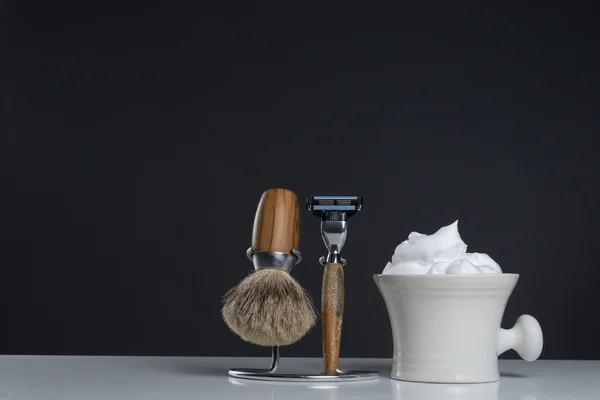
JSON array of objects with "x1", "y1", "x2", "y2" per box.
[
  {"x1": 322, "y1": 262, "x2": 344, "y2": 375},
  {"x1": 252, "y1": 188, "x2": 300, "y2": 253}
]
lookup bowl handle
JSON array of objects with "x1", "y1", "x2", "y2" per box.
[{"x1": 497, "y1": 314, "x2": 543, "y2": 361}]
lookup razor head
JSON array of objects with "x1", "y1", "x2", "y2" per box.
[{"x1": 306, "y1": 195, "x2": 363, "y2": 220}]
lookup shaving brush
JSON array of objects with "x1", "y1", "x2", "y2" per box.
[{"x1": 221, "y1": 188, "x2": 317, "y2": 347}]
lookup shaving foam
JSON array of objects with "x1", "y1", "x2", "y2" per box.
[{"x1": 382, "y1": 220, "x2": 502, "y2": 275}]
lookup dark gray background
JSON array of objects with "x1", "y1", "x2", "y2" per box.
[{"x1": 2, "y1": 2, "x2": 599, "y2": 359}]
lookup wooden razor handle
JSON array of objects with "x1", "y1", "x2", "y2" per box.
[
  {"x1": 322, "y1": 262, "x2": 344, "y2": 375},
  {"x1": 252, "y1": 188, "x2": 300, "y2": 253}
]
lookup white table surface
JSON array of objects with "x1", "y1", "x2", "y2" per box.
[{"x1": 0, "y1": 356, "x2": 598, "y2": 400}]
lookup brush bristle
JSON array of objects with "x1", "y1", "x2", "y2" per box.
[{"x1": 221, "y1": 269, "x2": 317, "y2": 347}]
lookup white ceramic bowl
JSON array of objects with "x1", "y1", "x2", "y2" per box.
[{"x1": 373, "y1": 273, "x2": 543, "y2": 383}]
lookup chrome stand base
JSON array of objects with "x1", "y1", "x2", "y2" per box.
[{"x1": 228, "y1": 347, "x2": 379, "y2": 382}]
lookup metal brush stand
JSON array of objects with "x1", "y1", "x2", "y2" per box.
[{"x1": 227, "y1": 248, "x2": 379, "y2": 383}]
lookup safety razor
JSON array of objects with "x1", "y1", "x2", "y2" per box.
[{"x1": 307, "y1": 195, "x2": 366, "y2": 376}]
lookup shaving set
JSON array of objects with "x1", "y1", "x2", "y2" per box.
[{"x1": 221, "y1": 188, "x2": 544, "y2": 384}]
